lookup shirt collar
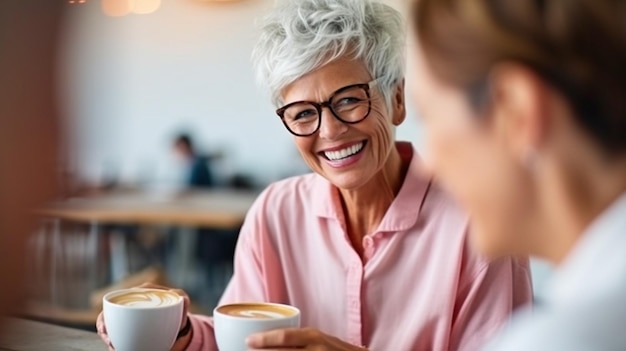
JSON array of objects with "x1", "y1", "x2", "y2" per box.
[
  {"x1": 547, "y1": 191, "x2": 626, "y2": 305},
  {"x1": 311, "y1": 142, "x2": 431, "y2": 233}
]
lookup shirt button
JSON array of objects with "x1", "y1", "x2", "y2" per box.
[{"x1": 363, "y1": 236, "x2": 374, "y2": 248}]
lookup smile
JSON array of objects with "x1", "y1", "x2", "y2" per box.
[{"x1": 322, "y1": 141, "x2": 366, "y2": 161}]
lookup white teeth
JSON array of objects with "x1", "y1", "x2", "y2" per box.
[{"x1": 324, "y1": 142, "x2": 364, "y2": 161}]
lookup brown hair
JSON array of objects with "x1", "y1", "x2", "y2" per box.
[{"x1": 412, "y1": 0, "x2": 626, "y2": 154}]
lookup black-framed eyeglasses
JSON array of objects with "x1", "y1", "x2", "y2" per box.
[{"x1": 276, "y1": 78, "x2": 380, "y2": 137}]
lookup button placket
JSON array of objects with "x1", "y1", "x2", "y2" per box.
[{"x1": 345, "y1": 258, "x2": 363, "y2": 345}]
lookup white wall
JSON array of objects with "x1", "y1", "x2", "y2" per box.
[{"x1": 60, "y1": 0, "x2": 423, "y2": 186}]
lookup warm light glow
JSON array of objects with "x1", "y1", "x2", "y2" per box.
[
  {"x1": 102, "y1": 0, "x2": 161, "y2": 16},
  {"x1": 102, "y1": 0, "x2": 133, "y2": 17},
  {"x1": 132, "y1": 0, "x2": 161, "y2": 14}
]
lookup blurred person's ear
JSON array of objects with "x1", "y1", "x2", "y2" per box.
[{"x1": 485, "y1": 63, "x2": 552, "y2": 166}]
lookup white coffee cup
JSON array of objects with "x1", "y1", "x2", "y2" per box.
[
  {"x1": 213, "y1": 302, "x2": 301, "y2": 351},
  {"x1": 103, "y1": 288, "x2": 184, "y2": 351}
]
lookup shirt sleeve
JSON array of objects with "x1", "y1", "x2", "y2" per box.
[
  {"x1": 449, "y1": 256, "x2": 533, "y2": 351},
  {"x1": 184, "y1": 188, "x2": 284, "y2": 351}
]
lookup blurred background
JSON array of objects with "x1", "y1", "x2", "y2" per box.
[
  {"x1": 3, "y1": 0, "x2": 552, "y2": 335},
  {"x1": 60, "y1": 0, "x2": 423, "y2": 188}
]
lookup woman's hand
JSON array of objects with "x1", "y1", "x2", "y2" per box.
[
  {"x1": 246, "y1": 327, "x2": 368, "y2": 351},
  {"x1": 95, "y1": 283, "x2": 192, "y2": 351}
]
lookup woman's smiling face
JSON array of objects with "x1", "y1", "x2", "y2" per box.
[{"x1": 280, "y1": 58, "x2": 405, "y2": 191}]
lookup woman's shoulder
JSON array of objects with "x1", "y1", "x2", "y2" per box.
[
  {"x1": 239, "y1": 173, "x2": 326, "y2": 240},
  {"x1": 252, "y1": 172, "x2": 326, "y2": 211}
]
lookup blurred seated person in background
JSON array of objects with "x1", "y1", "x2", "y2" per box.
[
  {"x1": 172, "y1": 132, "x2": 236, "y2": 301},
  {"x1": 172, "y1": 132, "x2": 234, "y2": 281},
  {"x1": 113, "y1": 133, "x2": 217, "y2": 269},
  {"x1": 409, "y1": 0, "x2": 626, "y2": 350},
  {"x1": 98, "y1": 1, "x2": 531, "y2": 350},
  {"x1": 172, "y1": 133, "x2": 214, "y2": 189}
]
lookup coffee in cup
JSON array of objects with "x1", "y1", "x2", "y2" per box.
[
  {"x1": 213, "y1": 302, "x2": 300, "y2": 351},
  {"x1": 108, "y1": 289, "x2": 180, "y2": 307},
  {"x1": 217, "y1": 302, "x2": 298, "y2": 319},
  {"x1": 103, "y1": 288, "x2": 184, "y2": 351}
]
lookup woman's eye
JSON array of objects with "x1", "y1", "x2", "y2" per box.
[
  {"x1": 294, "y1": 109, "x2": 317, "y2": 120},
  {"x1": 335, "y1": 97, "x2": 362, "y2": 106}
]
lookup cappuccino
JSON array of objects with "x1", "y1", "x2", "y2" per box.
[
  {"x1": 217, "y1": 303, "x2": 297, "y2": 319},
  {"x1": 108, "y1": 289, "x2": 181, "y2": 308},
  {"x1": 103, "y1": 288, "x2": 184, "y2": 351},
  {"x1": 213, "y1": 302, "x2": 300, "y2": 351}
]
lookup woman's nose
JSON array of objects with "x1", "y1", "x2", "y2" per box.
[{"x1": 318, "y1": 107, "x2": 348, "y2": 140}]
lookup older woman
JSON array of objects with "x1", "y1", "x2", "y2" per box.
[
  {"x1": 97, "y1": 0, "x2": 531, "y2": 350},
  {"x1": 409, "y1": 0, "x2": 626, "y2": 350}
]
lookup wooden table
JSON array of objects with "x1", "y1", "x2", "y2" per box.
[
  {"x1": 0, "y1": 318, "x2": 105, "y2": 351},
  {"x1": 30, "y1": 189, "x2": 259, "y2": 322},
  {"x1": 38, "y1": 188, "x2": 259, "y2": 229}
]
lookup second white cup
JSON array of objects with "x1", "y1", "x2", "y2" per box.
[{"x1": 213, "y1": 302, "x2": 301, "y2": 351}]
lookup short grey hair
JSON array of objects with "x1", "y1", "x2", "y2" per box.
[{"x1": 252, "y1": 0, "x2": 406, "y2": 110}]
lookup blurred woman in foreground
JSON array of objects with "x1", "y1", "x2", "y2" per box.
[{"x1": 410, "y1": 0, "x2": 626, "y2": 349}]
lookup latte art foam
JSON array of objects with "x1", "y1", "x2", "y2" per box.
[
  {"x1": 231, "y1": 310, "x2": 288, "y2": 319},
  {"x1": 109, "y1": 290, "x2": 180, "y2": 307},
  {"x1": 217, "y1": 303, "x2": 297, "y2": 319}
]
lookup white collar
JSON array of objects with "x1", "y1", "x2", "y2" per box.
[{"x1": 547, "y1": 192, "x2": 626, "y2": 305}]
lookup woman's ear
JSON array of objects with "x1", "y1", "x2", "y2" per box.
[
  {"x1": 487, "y1": 63, "x2": 550, "y2": 163},
  {"x1": 391, "y1": 79, "x2": 407, "y2": 126}
]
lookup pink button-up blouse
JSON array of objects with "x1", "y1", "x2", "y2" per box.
[{"x1": 186, "y1": 142, "x2": 532, "y2": 351}]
